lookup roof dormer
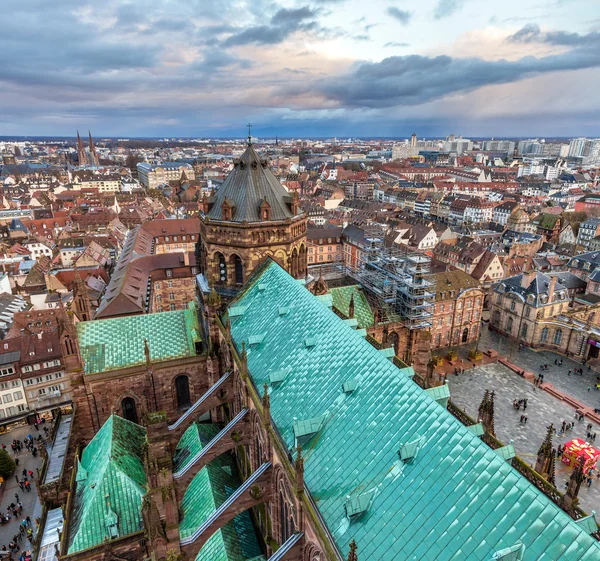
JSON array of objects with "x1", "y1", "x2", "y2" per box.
[
  {"x1": 221, "y1": 199, "x2": 234, "y2": 221},
  {"x1": 259, "y1": 199, "x2": 271, "y2": 221}
]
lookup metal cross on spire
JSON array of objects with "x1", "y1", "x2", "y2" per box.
[{"x1": 247, "y1": 123, "x2": 252, "y2": 145}]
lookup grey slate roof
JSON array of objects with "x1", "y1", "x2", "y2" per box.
[
  {"x1": 496, "y1": 272, "x2": 569, "y2": 307},
  {"x1": 207, "y1": 144, "x2": 296, "y2": 223}
]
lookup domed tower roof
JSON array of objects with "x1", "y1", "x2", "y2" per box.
[{"x1": 207, "y1": 144, "x2": 299, "y2": 223}]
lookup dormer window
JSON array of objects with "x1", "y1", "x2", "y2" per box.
[
  {"x1": 221, "y1": 200, "x2": 234, "y2": 221},
  {"x1": 259, "y1": 200, "x2": 271, "y2": 221}
]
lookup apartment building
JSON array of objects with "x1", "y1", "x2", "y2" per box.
[{"x1": 137, "y1": 162, "x2": 195, "y2": 189}]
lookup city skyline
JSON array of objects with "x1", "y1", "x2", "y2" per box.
[{"x1": 1, "y1": 0, "x2": 599, "y2": 137}]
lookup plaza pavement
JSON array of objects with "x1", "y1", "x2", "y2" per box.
[
  {"x1": 448, "y1": 361, "x2": 600, "y2": 515},
  {"x1": 0, "y1": 424, "x2": 44, "y2": 556},
  {"x1": 479, "y1": 323, "x2": 600, "y2": 412}
]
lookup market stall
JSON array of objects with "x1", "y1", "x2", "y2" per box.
[{"x1": 561, "y1": 438, "x2": 600, "y2": 474}]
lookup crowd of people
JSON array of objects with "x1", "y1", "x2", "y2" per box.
[{"x1": 0, "y1": 429, "x2": 46, "y2": 561}]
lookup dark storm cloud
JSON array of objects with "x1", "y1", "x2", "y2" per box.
[
  {"x1": 434, "y1": 0, "x2": 464, "y2": 19},
  {"x1": 386, "y1": 7, "x2": 412, "y2": 25},
  {"x1": 507, "y1": 24, "x2": 600, "y2": 47},
  {"x1": 316, "y1": 48, "x2": 600, "y2": 108},
  {"x1": 222, "y1": 6, "x2": 319, "y2": 46}
]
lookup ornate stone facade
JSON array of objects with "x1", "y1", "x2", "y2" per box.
[{"x1": 198, "y1": 143, "x2": 307, "y2": 290}]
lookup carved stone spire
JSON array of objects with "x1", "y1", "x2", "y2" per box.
[
  {"x1": 348, "y1": 292, "x2": 355, "y2": 319},
  {"x1": 478, "y1": 390, "x2": 496, "y2": 437},
  {"x1": 488, "y1": 391, "x2": 496, "y2": 437},
  {"x1": 562, "y1": 455, "x2": 586, "y2": 514},
  {"x1": 535, "y1": 424, "x2": 554, "y2": 479},
  {"x1": 312, "y1": 267, "x2": 328, "y2": 296},
  {"x1": 144, "y1": 339, "x2": 152, "y2": 369},
  {"x1": 262, "y1": 383, "x2": 270, "y2": 427},
  {"x1": 347, "y1": 540, "x2": 358, "y2": 561},
  {"x1": 547, "y1": 449, "x2": 557, "y2": 487},
  {"x1": 478, "y1": 390, "x2": 489, "y2": 422},
  {"x1": 241, "y1": 341, "x2": 248, "y2": 377},
  {"x1": 295, "y1": 444, "x2": 305, "y2": 497},
  {"x1": 72, "y1": 266, "x2": 93, "y2": 322}
]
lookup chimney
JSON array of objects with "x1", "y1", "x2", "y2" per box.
[
  {"x1": 521, "y1": 270, "x2": 536, "y2": 288},
  {"x1": 184, "y1": 252, "x2": 190, "y2": 267},
  {"x1": 548, "y1": 276, "x2": 557, "y2": 302}
]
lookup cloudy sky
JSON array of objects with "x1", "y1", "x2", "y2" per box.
[{"x1": 1, "y1": 0, "x2": 599, "y2": 137}]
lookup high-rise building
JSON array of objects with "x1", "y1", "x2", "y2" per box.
[
  {"x1": 568, "y1": 137, "x2": 588, "y2": 158},
  {"x1": 410, "y1": 132, "x2": 417, "y2": 147},
  {"x1": 481, "y1": 140, "x2": 516, "y2": 154}
]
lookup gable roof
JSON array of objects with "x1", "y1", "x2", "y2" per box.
[
  {"x1": 77, "y1": 303, "x2": 201, "y2": 375},
  {"x1": 207, "y1": 144, "x2": 296, "y2": 223},
  {"x1": 67, "y1": 415, "x2": 147, "y2": 554},
  {"x1": 228, "y1": 261, "x2": 600, "y2": 561}
]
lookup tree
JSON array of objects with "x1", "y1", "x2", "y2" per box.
[{"x1": 0, "y1": 449, "x2": 16, "y2": 478}]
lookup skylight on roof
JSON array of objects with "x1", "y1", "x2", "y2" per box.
[
  {"x1": 269, "y1": 369, "x2": 287, "y2": 385},
  {"x1": 345, "y1": 489, "x2": 375, "y2": 519},
  {"x1": 575, "y1": 512, "x2": 598, "y2": 535},
  {"x1": 399, "y1": 435, "x2": 426, "y2": 463},
  {"x1": 304, "y1": 336, "x2": 317, "y2": 348},
  {"x1": 293, "y1": 415, "x2": 325, "y2": 443},
  {"x1": 467, "y1": 423, "x2": 485, "y2": 437},
  {"x1": 229, "y1": 305, "x2": 248, "y2": 318},
  {"x1": 278, "y1": 306, "x2": 289, "y2": 316},
  {"x1": 425, "y1": 384, "x2": 450, "y2": 408},
  {"x1": 495, "y1": 441, "x2": 516, "y2": 461},
  {"x1": 492, "y1": 542, "x2": 525, "y2": 560},
  {"x1": 248, "y1": 334, "x2": 265, "y2": 346},
  {"x1": 343, "y1": 379, "x2": 358, "y2": 394}
]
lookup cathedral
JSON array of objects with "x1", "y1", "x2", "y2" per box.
[
  {"x1": 76, "y1": 131, "x2": 99, "y2": 167},
  {"x1": 41, "y1": 142, "x2": 600, "y2": 561}
]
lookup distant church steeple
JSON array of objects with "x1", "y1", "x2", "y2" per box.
[
  {"x1": 75, "y1": 130, "x2": 99, "y2": 167},
  {"x1": 77, "y1": 131, "x2": 86, "y2": 165},
  {"x1": 88, "y1": 131, "x2": 99, "y2": 166}
]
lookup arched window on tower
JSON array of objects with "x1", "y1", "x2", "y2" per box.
[
  {"x1": 175, "y1": 375, "x2": 191, "y2": 410},
  {"x1": 233, "y1": 255, "x2": 243, "y2": 285},
  {"x1": 121, "y1": 397, "x2": 138, "y2": 424},
  {"x1": 216, "y1": 253, "x2": 227, "y2": 283}
]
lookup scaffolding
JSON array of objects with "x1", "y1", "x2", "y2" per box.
[{"x1": 345, "y1": 223, "x2": 435, "y2": 329}]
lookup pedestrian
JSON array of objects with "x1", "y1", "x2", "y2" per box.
[
  {"x1": 524, "y1": 416, "x2": 528, "y2": 424},
  {"x1": 14, "y1": 494, "x2": 18, "y2": 503},
  {"x1": 25, "y1": 516, "x2": 30, "y2": 527},
  {"x1": 520, "y1": 415, "x2": 524, "y2": 423},
  {"x1": 569, "y1": 369, "x2": 572, "y2": 376}
]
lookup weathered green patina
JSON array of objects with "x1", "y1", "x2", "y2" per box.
[
  {"x1": 228, "y1": 260, "x2": 600, "y2": 561},
  {"x1": 173, "y1": 422, "x2": 221, "y2": 474},
  {"x1": 68, "y1": 415, "x2": 147, "y2": 554},
  {"x1": 77, "y1": 302, "x2": 200, "y2": 374},
  {"x1": 328, "y1": 285, "x2": 374, "y2": 328},
  {"x1": 180, "y1": 450, "x2": 264, "y2": 560}
]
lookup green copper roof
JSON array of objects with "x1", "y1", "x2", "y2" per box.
[
  {"x1": 328, "y1": 285, "x2": 374, "y2": 328},
  {"x1": 68, "y1": 415, "x2": 147, "y2": 554},
  {"x1": 180, "y1": 452, "x2": 263, "y2": 561},
  {"x1": 228, "y1": 260, "x2": 600, "y2": 561},
  {"x1": 77, "y1": 302, "x2": 200, "y2": 374},
  {"x1": 174, "y1": 422, "x2": 221, "y2": 474}
]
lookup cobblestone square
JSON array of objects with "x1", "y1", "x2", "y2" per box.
[
  {"x1": 0, "y1": 425, "x2": 44, "y2": 556},
  {"x1": 448, "y1": 361, "x2": 600, "y2": 515}
]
